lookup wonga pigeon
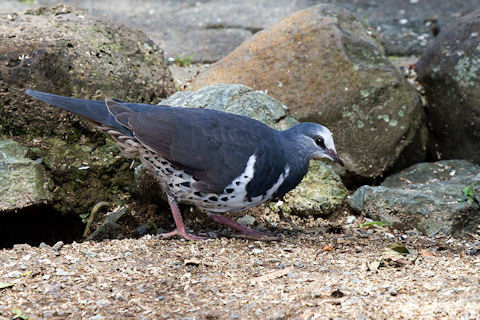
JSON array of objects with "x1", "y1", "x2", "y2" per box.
[{"x1": 25, "y1": 90, "x2": 343, "y2": 240}]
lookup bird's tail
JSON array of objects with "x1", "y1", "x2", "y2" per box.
[{"x1": 25, "y1": 89, "x2": 124, "y2": 132}]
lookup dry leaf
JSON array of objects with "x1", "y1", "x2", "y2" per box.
[
  {"x1": 367, "y1": 260, "x2": 381, "y2": 271},
  {"x1": 322, "y1": 245, "x2": 333, "y2": 252},
  {"x1": 184, "y1": 258, "x2": 202, "y2": 266},
  {"x1": 0, "y1": 283, "x2": 14, "y2": 289},
  {"x1": 383, "y1": 243, "x2": 410, "y2": 258},
  {"x1": 419, "y1": 249, "x2": 435, "y2": 257}
]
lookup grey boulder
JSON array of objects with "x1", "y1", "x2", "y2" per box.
[
  {"x1": 349, "y1": 160, "x2": 480, "y2": 237},
  {"x1": 160, "y1": 84, "x2": 298, "y2": 130},
  {"x1": 416, "y1": 9, "x2": 480, "y2": 164}
]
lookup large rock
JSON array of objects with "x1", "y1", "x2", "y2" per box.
[
  {"x1": 158, "y1": 84, "x2": 347, "y2": 217},
  {"x1": 189, "y1": 4, "x2": 427, "y2": 181},
  {"x1": 268, "y1": 161, "x2": 347, "y2": 217},
  {"x1": 0, "y1": 5, "x2": 175, "y2": 138},
  {"x1": 349, "y1": 160, "x2": 480, "y2": 237},
  {"x1": 415, "y1": 9, "x2": 480, "y2": 165},
  {"x1": 0, "y1": 5, "x2": 175, "y2": 216},
  {"x1": 0, "y1": 140, "x2": 53, "y2": 211}
]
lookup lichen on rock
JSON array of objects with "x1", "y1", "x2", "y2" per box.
[{"x1": 0, "y1": 140, "x2": 53, "y2": 212}]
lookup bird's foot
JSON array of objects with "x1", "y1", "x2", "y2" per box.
[
  {"x1": 208, "y1": 213, "x2": 280, "y2": 241},
  {"x1": 163, "y1": 192, "x2": 209, "y2": 240},
  {"x1": 159, "y1": 228, "x2": 208, "y2": 241}
]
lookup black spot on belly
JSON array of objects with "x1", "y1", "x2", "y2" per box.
[
  {"x1": 225, "y1": 188, "x2": 234, "y2": 193},
  {"x1": 194, "y1": 192, "x2": 203, "y2": 197},
  {"x1": 208, "y1": 196, "x2": 218, "y2": 202},
  {"x1": 244, "y1": 175, "x2": 248, "y2": 178},
  {"x1": 180, "y1": 182, "x2": 190, "y2": 188},
  {"x1": 220, "y1": 197, "x2": 228, "y2": 201},
  {"x1": 168, "y1": 183, "x2": 173, "y2": 188},
  {"x1": 235, "y1": 181, "x2": 241, "y2": 186},
  {"x1": 160, "y1": 161, "x2": 168, "y2": 165},
  {"x1": 165, "y1": 168, "x2": 173, "y2": 174}
]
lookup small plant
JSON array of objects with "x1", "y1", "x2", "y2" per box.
[
  {"x1": 11, "y1": 308, "x2": 29, "y2": 320},
  {"x1": 356, "y1": 220, "x2": 390, "y2": 228},
  {"x1": 460, "y1": 185, "x2": 477, "y2": 204},
  {"x1": 363, "y1": 14, "x2": 370, "y2": 26},
  {"x1": 175, "y1": 54, "x2": 194, "y2": 67},
  {"x1": 79, "y1": 212, "x2": 90, "y2": 224}
]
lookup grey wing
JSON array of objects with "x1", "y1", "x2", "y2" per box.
[{"x1": 107, "y1": 100, "x2": 275, "y2": 194}]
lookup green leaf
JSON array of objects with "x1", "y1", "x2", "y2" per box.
[
  {"x1": 11, "y1": 308, "x2": 29, "y2": 320},
  {"x1": 356, "y1": 221, "x2": 390, "y2": 228},
  {"x1": 175, "y1": 53, "x2": 195, "y2": 66},
  {"x1": 363, "y1": 14, "x2": 370, "y2": 26},
  {"x1": 463, "y1": 185, "x2": 474, "y2": 197},
  {"x1": 460, "y1": 185, "x2": 477, "y2": 204},
  {"x1": 0, "y1": 282, "x2": 14, "y2": 289},
  {"x1": 383, "y1": 242, "x2": 410, "y2": 258}
]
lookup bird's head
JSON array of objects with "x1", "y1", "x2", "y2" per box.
[{"x1": 285, "y1": 122, "x2": 343, "y2": 166}]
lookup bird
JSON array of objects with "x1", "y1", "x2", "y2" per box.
[{"x1": 25, "y1": 89, "x2": 343, "y2": 240}]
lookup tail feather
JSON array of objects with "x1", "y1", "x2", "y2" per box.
[{"x1": 25, "y1": 90, "x2": 164, "y2": 135}]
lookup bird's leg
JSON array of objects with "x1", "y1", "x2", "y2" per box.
[
  {"x1": 207, "y1": 213, "x2": 273, "y2": 239},
  {"x1": 159, "y1": 192, "x2": 208, "y2": 241}
]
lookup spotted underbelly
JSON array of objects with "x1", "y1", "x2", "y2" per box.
[{"x1": 139, "y1": 151, "x2": 289, "y2": 213}]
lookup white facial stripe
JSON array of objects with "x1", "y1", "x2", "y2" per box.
[{"x1": 321, "y1": 127, "x2": 336, "y2": 152}]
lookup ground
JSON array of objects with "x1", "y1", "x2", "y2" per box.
[{"x1": 1, "y1": 213, "x2": 479, "y2": 320}]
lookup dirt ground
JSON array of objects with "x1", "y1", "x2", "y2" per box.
[{"x1": 1, "y1": 212, "x2": 479, "y2": 320}]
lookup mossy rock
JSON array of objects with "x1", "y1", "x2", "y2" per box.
[
  {"x1": 0, "y1": 140, "x2": 53, "y2": 211},
  {"x1": 0, "y1": 5, "x2": 176, "y2": 217}
]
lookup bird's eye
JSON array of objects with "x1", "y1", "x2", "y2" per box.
[{"x1": 315, "y1": 137, "x2": 326, "y2": 149}]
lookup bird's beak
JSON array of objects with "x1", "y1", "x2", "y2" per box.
[{"x1": 325, "y1": 149, "x2": 344, "y2": 166}]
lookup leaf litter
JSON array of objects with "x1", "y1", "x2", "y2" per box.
[{"x1": 0, "y1": 214, "x2": 479, "y2": 319}]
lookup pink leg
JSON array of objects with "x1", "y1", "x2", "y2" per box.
[
  {"x1": 159, "y1": 193, "x2": 207, "y2": 241},
  {"x1": 208, "y1": 213, "x2": 276, "y2": 239}
]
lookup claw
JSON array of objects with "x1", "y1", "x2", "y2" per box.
[
  {"x1": 159, "y1": 228, "x2": 208, "y2": 241},
  {"x1": 165, "y1": 192, "x2": 209, "y2": 241},
  {"x1": 208, "y1": 213, "x2": 278, "y2": 240}
]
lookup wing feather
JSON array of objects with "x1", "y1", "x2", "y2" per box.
[{"x1": 127, "y1": 107, "x2": 282, "y2": 194}]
